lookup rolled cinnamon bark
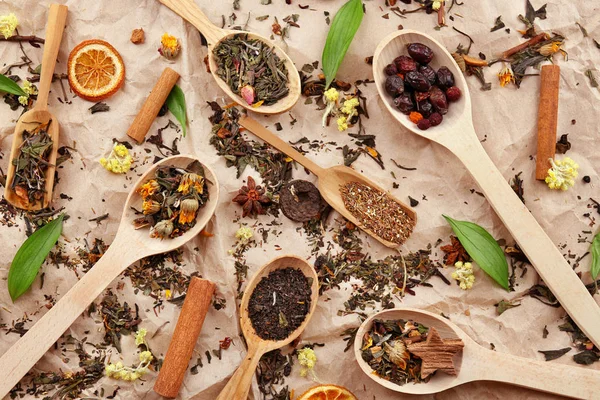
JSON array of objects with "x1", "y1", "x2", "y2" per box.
[{"x1": 535, "y1": 65, "x2": 560, "y2": 180}]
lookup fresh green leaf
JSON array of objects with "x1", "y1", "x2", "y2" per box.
[
  {"x1": 166, "y1": 84, "x2": 187, "y2": 137},
  {"x1": 8, "y1": 214, "x2": 64, "y2": 301},
  {"x1": 591, "y1": 233, "x2": 600, "y2": 280},
  {"x1": 0, "y1": 74, "x2": 27, "y2": 97},
  {"x1": 443, "y1": 215, "x2": 509, "y2": 290},
  {"x1": 321, "y1": 0, "x2": 364, "y2": 89}
]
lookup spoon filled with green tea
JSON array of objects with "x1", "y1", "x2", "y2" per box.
[
  {"x1": 355, "y1": 308, "x2": 600, "y2": 398},
  {"x1": 4, "y1": 4, "x2": 67, "y2": 211},
  {"x1": 0, "y1": 155, "x2": 220, "y2": 397},
  {"x1": 158, "y1": 0, "x2": 300, "y2": 114},
  {"x1": 372, "y1": 29, "x2": 600, "y2": 348}
]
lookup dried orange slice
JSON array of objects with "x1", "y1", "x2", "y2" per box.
[
  {"x1": 297, "y1": 384, "x2": 358, "y2": 400},
  {"x1": 67, "y1": 39, "x2": 125, "y2": 101}
]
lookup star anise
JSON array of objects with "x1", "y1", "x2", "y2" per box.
[
  {"x1": 232, "y1": 176, "x2": 271, "y2": 217},
  {"x1": 440, "y1": 235, "x2": 470, "y2": 266}
]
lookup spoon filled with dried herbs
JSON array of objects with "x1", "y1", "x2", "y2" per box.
[
  {"x1": 355, "y1": 308, "x2": 600, "y2": 398},
  {"x1": 373, "y1": 30, "x2": 600, "y2": 349},
  {"x1": 239, "y1": 116, "x2": 417, "y2": 248},
  {"x1": 216, "y1": 255, "x2": 319, "y2": 400},
  {"x1": 158, "y1": 0, "x2": 300, "y2": 114},
  {"x1": 4, "y1": 4, "x2": 68, "y2": 210},
  {"x1": 0, "y1": 156, "x2": 219, "y2": 397}
]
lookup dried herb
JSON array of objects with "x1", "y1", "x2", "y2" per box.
[
  {"x1": 528, "y1": 283, "x2": 559, "y2": 307},
  {"x1": 585, "y1": 69, "x2": 598, "y2": 88},
  {"x1": 322, "y1": 0, "x2": 364, "y2": 88},
  {"x1": 555, "y1": 134, "x2": 571, "y2": 154},
  {"x1": 574, "y1": 350, "x2": 599, "y2": 365},
  {"x1": 490, "y1": 16, "x2": 505, "y2": 32},
  {"x1": 99, "y1": 290, "x2": 141, "y2": 352},
  {"x1": 0, "y1": 73, "x2": 27, "y2": 96},
  {"x1": 213, "y1": 34, "x2": 289, "y2": 106},
  {"x1": 89, "y1": 101, "x2": 109, "y2": 114},
  {"x1": 495, "y1": 298, "x2": 521, "y2": 315},
  {"x1": 8, "y1": 213, "x2": 64, "y2": 301},
  {"x1": 510, "y1": 172, "x2": 525, "y2": 203},
  {"x1": 257, "y1": 350, "x2": 293, "y2": 399},
  {"x1": 166, "y1": 84, "x2": 187, "y2": 136},
  {"x1": 590, "y1": 232, "x2": 600, "y2": 280},
  {"x1": 538, "y1": 347, "x2": 570, "y2": 361},
  {"x1": 443, "y1": 215, "x2": 509, "y2": 290},
  {"x1": 340, "y1": 181, "x2": 415, "y2": 245},
  {"x1": 232, "y1": 176, "x2": 272, "y2": 217},
  {"x1": 510, "y1": 34, "x2": 565, "y2": 87},
  {"x1": 440, "y1": 235, "x2": 470, "y2": 265}
]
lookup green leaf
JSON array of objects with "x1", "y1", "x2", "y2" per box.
[
  {"x1": 8, "y1": 214, "x2": 64, "y2": 301},
  {"x1": 591, "y1": 233, "x2": 600, "y2": 280},
  {"x1": 0, "y1": 74, "x2": 27, "y2": 97},
  {"x1": 166, "y1": 84, "x2": 187, "y2": 137},
  {"x1": 321, "y1": 0, "x2": 364, "y2": 89},
  {"x1": 443, "y1": 215, "x2": 509, "y2": 291}
]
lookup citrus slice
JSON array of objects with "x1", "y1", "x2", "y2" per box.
[
  {"x1": 67, "y1": 39, "x2": 125, "y2": 101},
  {"x1": 297, "y1": 384, "x2": 358, "y2": 400}
]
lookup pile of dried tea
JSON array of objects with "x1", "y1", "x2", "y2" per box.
[
  {"x1": 11, "y1": 120, "x2": 54, "y2": 206},
  {"x1": 213, "y1": 34, "x2": 289, "y2": 106},
  {"x1": 133, "y1": 163, "x2": 209, "y2": 239},
  {"x1": 248, "y1": 267, "x2": 312, "y2": 340},
  {"x1": 340, "y1": 182, "x2": 415, "y2": 245}
]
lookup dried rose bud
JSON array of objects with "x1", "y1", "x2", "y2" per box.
[{"x1": 240, "y1": 85, "x2": 256, "y2": 105}]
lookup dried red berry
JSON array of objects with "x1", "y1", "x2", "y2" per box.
[
  {"x1": 407, "y1": 43, "x2": 434, "y2": 64},
  {"x1": 394, "y1": 93, "x2": 414, "y2": 114},
  {"x1": 446, "y1": 86, "x2": 461, "y2": 102},
  {"x1": 384, "y1": 63, "x2": 398, "y2": 76},
  {"x1": 385, "y1": 75, "x2": 404, "y2": 96},
  {"x1": 405, "y1": 71, "x2": 431, "y2": 91},
  {"x1": 429, "y1": 112, "x2": 443, "y2": 126},
  {"x1": 419, "y1": 64, "x2": 437, "y2": 85},
  {"x1": 394, "y1": 55, "x2": 417, "y2": 74},
  {"x1": 417, "y1": 118, "x2": 431, "y2": 130},
  {"x1": 417, "y1": 100, "x2": 433, "y2": 118},
  {"x1": 414, "y1": 90, "x2": 430, "y2": 103},
  {"x1": 436, "y1": 66, "x2": 455, "y2": 88},
  {"x1": 429, "y1": 86, "x2": 448, "y2": 115}
]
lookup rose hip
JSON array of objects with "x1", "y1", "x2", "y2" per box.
[
  {"x1": 394, "y1": 93, "x2": 414, "y2": 114},
  {"x1": 394, "y1": 55, "x2": 417, "y2": 74},
  {"x1": 384, "y1": 63, "x2": 398, "y2": 76},
  {"x1": 446, "y1": 86, "x2": 461, "y2": 102},
  {"x1": 417, "y1": 118, "x2": 431, "y2": 130},
  {"x1": 385, "y1": 75, "x2": 404, "y2": 96},
  {"x1": 436, "y1": 66, "x2": 455, "y2": 88},
  {"x1": 419, "y1": 64, "x2": 437, "y2": 85},
  {"x1": 417, "y1": 100, "x2": 433, "y2": 118},
  {"x1": 429, "y1": 86, "x2": 448, "y2": 115},
  {"x1": 429, "y1": 112, "x2": 443, "y2": 126},
  {"x1": 405, "y1": 71, "x2": 431, "y2": 91},
  {"x1": 407, "y1": 43, "x2": 434, "y2": 64}
]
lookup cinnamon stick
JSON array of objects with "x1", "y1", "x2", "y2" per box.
[
  {"x1": 535, "y1": 65, "x2": 560, "y2": 180},
  {"x1": 502, "y1": 33, "x2": 549, "y2": 58},
  {"x1": 127, "y1": 67, "x2": 180, "y2": 143},
  {"x1": 153, "y1": 277, "x2": 215, "y2": 398}
]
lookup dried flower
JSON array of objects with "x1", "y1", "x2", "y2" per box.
[
  {"x1": 538, "y1": 41, "x2": 567, "y2": 58},
  {"x1": 545, "y1": 157, "x2": 579, "y2": 191},
  {"x1": 179, "y1": 198, "x2": 199, "y2": 224},
  {"x1": 0, "y1": 13, "x2": 18, "y2": 39},
  {"x1": 232, "y1": 176, "x2": 271, "y2": 217},
  {"x1": 340, "y1": 97, "x2": 359, "y2": 117},
  {"x1": 134, "y1": 328, "x2": 147, "y2": 346},
  {"x1": 451, "y1": 261, "x2": 475, "y2": 290},
  {"x1": 18, "y1": 80, "x2": 38, "y2": 106},
  {"x1": 432, "y1": 1, "x2": 443, "y2": 11},
  {"x1": 151, "y1": 219, "x2": 174, "y2": 239},
  {"x1": 297, "y1": 347, "x2": 318, "y2": 379},
  {"x1": 240, "y1": 85, "x2": 256, "y2": 105},
  {"x1": 383, "y1": 340, "x2": 409, "y2": 369},
  {"x1": 336, "y1": 116, "x2": 348, "y2": 131},
  {"x1": 235, "y1": 226, "x2": 254, "y2": 244},
  {"x1": 142, "y1": 199, "x2": 161, "y2": 215},
  {"x1": 322, "y1": 88, "x2": 339, "y2": 127},
  {"x1": 178, "y1": 173, "x2": 204, "y2": 195},
  {"x1": 498, "y1": 66, "x2": 515, "y2": 87},
  {"x1": 138, "y1": 180, "x2": 159, "y2": 198},
  {"x1": 159, "y1": 33, "x2": 181, "y2": 60},
  {"x1": 440, "y1": 235, "x2": 470, "y2": 265},
  {"x1": 99, "y1": 143, "x2": 133, "y2": 174},
  {"x1": 105, "y1": 350, "x2": 154, "y2": 381}
]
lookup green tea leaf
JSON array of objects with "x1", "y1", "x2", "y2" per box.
[
  {"x1": 591, "y1": 233, "x2": 600, "y2": 280},
  {"x1": 443, "y1": 215, "x2": 509, "y2": 290},
  {"x1": 0, "y1": 74, "x2": 27, "y2": 97},
  {"x1": 321, "y1": 0, "x2": 364, "y2": 89},
  {"x1": 8, "y1": 214, "x2": 64, "y2": 301},
  {"x1": 166, "y1": 84, "x2": 187, "y2": 137}
]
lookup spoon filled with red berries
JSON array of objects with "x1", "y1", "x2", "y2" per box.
[{"x1": 373, "y1": 30, "x2": 600, "y2": 349}]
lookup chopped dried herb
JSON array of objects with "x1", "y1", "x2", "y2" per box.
[
  {"x1": 574, "y1": 350, "x2": 599, "y2": 365},
  {"x1": 510, "y1": 172, "x2": 525, "y2": 203},
  {"x1": 495, "y1": 299, "x2": 521, "y2": 315},
  {"x1": 490, "y1": 16, "x2": 505, "y2": 32},
  {"x1": 99, "y1": 290, "x2": 141, "y2": 352},
  {"x1": 89, "y1": 102, "x2": 109, "y2": 114},
  {"x1": 538, "y1": 347, "x2": 570, "y2": 361}
]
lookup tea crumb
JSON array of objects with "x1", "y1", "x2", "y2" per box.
[{"x1": 130, "y1": 28, "x2": 145, "y2": 44}]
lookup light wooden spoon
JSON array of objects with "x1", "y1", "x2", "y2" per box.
[
  {"x1": 216, "y1": 255, "x2": 319, "y2": 400},
  {"x1": 239, "y1": 116, "x2": 417, "y2": 248},
  {"x1": 0, "y1": 155, "x2": 220, "y2": 397},
  {"x1": 373, "y1": 30, "x2": 600, "y2": 348},
  {"x1": 4, "y1": 4, "x2": 67, "y2": 210},
  {"x1": 355, "y1": 308, "x2": 600, "y2": 398},
  {"x1": 158, "y1": 0, "x2": 300, "y2": 114}
]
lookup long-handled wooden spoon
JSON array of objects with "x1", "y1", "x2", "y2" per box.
[
  {"x1": 4, "y1": 4, "x2": 67, "y2": 210},
  {"x1": 216, "y1": 255, "x2": 319, "y2": 400},
  {"x1": 158, "y1": 0, "x2": 300, "y2": 114},
  {"x1": 355, "y1": 308, "x2": 600, "y2": 398},
  {"x1": 239, "y1": 116, "x2": 417, "y2": 248},
  {"x1": 0, "y1": 155, "x2": 220, "y2": 397},
  {"x1": 372, "y1": 30, "x2": 600, "y2": 348}
]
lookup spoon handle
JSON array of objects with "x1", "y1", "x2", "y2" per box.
[
  {"x1": 239, "y1": 115, "x2": 326, "y2": 177},
  {"x1": 450, "y1": 129, "x2": 600, "y2": 348},
  {"x1": 216, "y1": 343, "x2": 267, "y2": 400},
  {"x1": 474, "y1": 347, "x2": 600, "y2": 399},
  {"x1": 158, "y1": 0, "x2": 224, "y2": 45},
  {"x1": 35, "y1": 4, "x2": 68, "y2": 109},
  {"x1": 0, "y1": 241, "x2": 137, "y2": 398}
]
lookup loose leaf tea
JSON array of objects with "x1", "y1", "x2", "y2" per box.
[
  {"x1": 166, "y1": 84, "x2": 187, "y2": 136},
  {"x1": 213, "y1": 34, "x2": 289, "y2": 106},
  {"x1": 248, "y1": 267, "x2": 312, "y2": 340},
  {"x1": 11, "y1": 120, "x2": 54, "y2": 206},
  {"x1": 8, "y1": 213, "x2": 64, "y2": 301},
  {"x1": 133, "y1": 163, "x2": 209, "y2": 239},
  {"x1": 340, "y1": 181, "x2": 415, "y2": 245}
]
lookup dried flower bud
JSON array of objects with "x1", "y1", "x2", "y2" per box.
[
  {"x1": 179, "y1": 198, "x2": 199, "y2": 224},
  {"x1": 151, "y1": 219, "x2": 174, "y2": 239},
  {"x1": 159, "y1": 33, "x2": 181, "y2": 60}
]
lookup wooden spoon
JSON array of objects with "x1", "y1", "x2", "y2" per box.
[
  {"x1": 373, "y1": 30, "x2": 600, "y2": 348},
  {"x1": 0, "y1": 155, "x2": 219, "y2": 397},
  {"x1": 216, "y1": 255, "x2": 319, "y2": 400},
  {"x1": 355, "y1": 308, "x2": 600, "y2": 398},
  {"x1": 239, "y1": 115, "x2": 417, "y2": 248},
  {"x1": 4, "y1": 4, "x2": 67, "y2": 210},
  {"x1": 158, "y1": 0, "x2": 300, "y2": 115}
]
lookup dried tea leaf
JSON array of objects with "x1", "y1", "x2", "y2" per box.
[
  {"x1": 538, "y1": 347, "x2": 571, "y2": 361},
  {"x1": 166, "y1": 84, "x2": 187, "y2": 137},
  {"x1": 495, "y1": 299, "x2": 521, "y2": 315},
  {"x1": 89, "y1": 102, "x2": 109, "y2": 114},
  {"x1": 573, "y1": 350, "x2": 599, "y2": 365},
  {"x1": 490, "y1": 16, "x2": 505, "y2": 32},
  {"x1": 528, "y1": 284, "x2": 560, "y2": 307},
  {"x1": 585, "y1": 69, "x2": 598, "y2": 88}
]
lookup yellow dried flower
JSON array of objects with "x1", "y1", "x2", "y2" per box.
[
  {"x1": 498, "y1": 66, "x2": 515, "y2": 88},
  {"x1": 134, "y1": 328, "x2": 147, "y2": 346},
  {"x1": 138, "y1": 180, "x2": 159, "y2": 198},
  {"x1": 324, "y1": 87, "x2": 339, "y2": 103},
  {"x1": 340, "y1": 97, "x2": 359, "y2": 117},
  {"x1": 297, "y1": 347, "x2": 318, "y2": 379},
  {"x1": 100, "y1": 143, "x2": 133, "y2": 174},
  {"x1": 432, "y1": 1, "x2": 443, "y2": 11},
  {"x1": 451, "y1": 261, "x2": 475, "y2": 290},
  {"x1": 177, "y1": 173, "x2": 203, "y2": 195},
  {"x1": 0, "y1": 13, "x2": 18, "y2": 39},
  {"x1": 235, "y1": 226, "x2": 253, "y2": 243},
  {"x1": 337, "y1": 116, "x2": 348, "y2": 132},
  {"x1": 538, "y1": 41, "x2": 567, "y2": 59},
  {"x1": 159, "y1": 33, "x2": 181, "y2": 60},
  {"x1": 545, "y1": 157, "x2": 579, "y2": 191},
  {"x1": 142, "y1": 199, "x2": 160, "y2": 215},
  {"x1": 179, "y1": 198, "x2": 199, "y2": 224}
]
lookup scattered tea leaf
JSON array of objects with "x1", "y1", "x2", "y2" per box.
[
  {"x1": 590, "y1": 232, "x2": 600, "y2": 280},
  {"x1": 573, "y1": 350, "x2": 599, "y2": 365},
  {"x1": 585, "y1": 69, "x2": 598, "y2": 88},
  {"x1": 528, "y1": 284, "x2": 560, "y2": 307},
  {"x1": 0, "y1": 74, "x2": 26, "y2": 96},
  {"x1": 495, "y1": 299, "x2": 521, "y2": 315},
  {"x1": 538, "y1": 347, "x2": 570, "y2": 361},
  {"x1": 576, "y1": 22, "x2": 588, "y2": 37},
  {"x1": 490, "y1": 16, "x2": 505, "y2": 32},
  {"x1": 89, "y1": 102, "x2": 109, "y2": 114},
  {"x1": 166, "y1": 84, "x2": 187, "y2": 137}
]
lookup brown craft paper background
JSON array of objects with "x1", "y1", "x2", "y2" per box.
[{"x1": 0, "y1": 0, "x2": 599, "y2": 399}]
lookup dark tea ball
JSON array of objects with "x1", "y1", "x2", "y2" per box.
[{"x1": 385, "y1": 75, "x2": 405, "y2": 96}]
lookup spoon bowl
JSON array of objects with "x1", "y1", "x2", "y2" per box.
[
  {"x1": 159, "y1": 0, "x2": 301, "y2": 115},
  {"x1": 354, "y1": 308, "x2": 600, "y2": 398},
  {"x1": 0, "y1": 155, "x2": 219, "y2": 397},
  {"x1": 216, "y1": 255, "x2": 319, "y2": 400},
  {"x1": 373, "y1": 29, "x2": 600, "y2": 347}
]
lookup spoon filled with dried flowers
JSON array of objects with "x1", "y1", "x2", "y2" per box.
[
  {"x1": 158, "y1": 0, "x2": 300, "y2": 114},
  {"x1": 373, "y1": 30, "x2": 600, "y2": 348},
  {"x1": 0, "y1": 156, "x2": 219, "y2": 397},
  {"x1": 355, "y1": 308, "x2": 600, "y2": 398}
]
